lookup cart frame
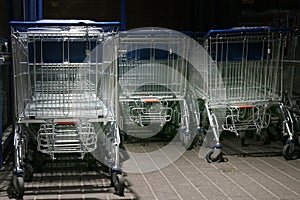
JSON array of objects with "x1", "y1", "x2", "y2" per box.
[
  {"x1": 202, "y1": 27, "x2": 296, "y2": 162},
  {"x1": 10, "y1": 20, "x2": 125, "y2": 198}
]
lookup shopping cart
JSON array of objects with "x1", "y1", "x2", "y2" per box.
[
  {"x1": 281, "y1": 21, "x2": 300, "y2": 160},
  {"x1": 118, "y1": 29, "x2": 202, "y2": 148},
  {"x1": 10, "y1": 20, "x2": 125, "y2": 198},
  {"x1": 202, "y1": 27, "x2": 297, "y2": 162}
]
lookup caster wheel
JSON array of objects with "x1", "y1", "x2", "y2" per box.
[
  {"x1": 283, "y1": 143, "x2": 297, "y2": 160},
  {"x1": 24, "y1": 163, "x2": 34, "y2": 182},
  {"x1": 13, "y1": 176, "x2": 24, "y2": 198},
  {"x1": 114, "y1": 173, "x2": 125, "y2": 196},
  {"x1": 206, "y1": 149, "x2": 225, "y2": 163},
  {"x1": 188, "y1": 133, "x2": 203, "y2": 150}
]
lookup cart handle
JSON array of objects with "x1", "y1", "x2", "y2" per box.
[
  {"x1": 206, "y1": 26, "x2": 290, "y2": 37},
  {"x1": 10, "y1": 19, "x2": 120, "y2": 27}
]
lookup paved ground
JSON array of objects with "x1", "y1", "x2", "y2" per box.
[
  {"x1": 0, "y1": 156, "x2": 137, "y2": 200},
  {"x1": 125, "y1": 142, "x2": 300, "y2": 200},
  {"x1": 0, "y1": 134, "x2": 299, "y2": 200}
]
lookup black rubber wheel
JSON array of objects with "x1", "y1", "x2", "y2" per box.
[
  {"x1": 206, "y1": 149, "x2": 223, "y2": 163},
  {"x1": 283, "y1": 143, "x2": 297, "y2": 160},
  {"x1": 13, "y1": 176, "x2": 24, "y2": 198},
  {"x1": 114, "y1": 174, "x2": 125, "y2": 196},
  {"x1": 24, "y1": 163, "x2": 34, "y2": 182},
  {"x1": 187, "y1": 133, "x2": 203, "y2": 150}
]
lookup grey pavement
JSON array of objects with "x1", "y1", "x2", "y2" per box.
[{"x1": 0, "y1": 135, "x2": 299, "y2": 200}]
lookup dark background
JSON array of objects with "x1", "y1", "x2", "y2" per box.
[
  {"x1": 1, "y1": 0, "x2": 300, "y2": 38},
  {"x1": 0, "y1": 0, "x2": 299, "y2": 131}
]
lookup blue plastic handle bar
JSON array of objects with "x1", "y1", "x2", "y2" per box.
[
  {"x1": 10, "y1": 20, "x2": 120, "y2": 27},
  {"x1": 206, "y1": 26, "x2": 291, "y2": 37},
  {"x1": 120, "y1": 29, "x2": 174, "y2": 34}
]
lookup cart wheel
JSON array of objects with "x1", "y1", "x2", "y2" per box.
[
  {"x1": 13, "y1": 176, "x2": 24, "y2": 198},
  {"x1": 206, "y1": 149, "x2": 226, "y2": 163},
  {"x1": 24, "y1": 163, "x2": 34, "y2": 182},
  {"x1": 187, "y1": 132, "x2": 203, "y2": 150},
  {"x1": 114, "y1": 174, "x2": 125, "y2": 196},
  {"x1": 283, "y1": 143, "x2": 297, "y2": 160}
]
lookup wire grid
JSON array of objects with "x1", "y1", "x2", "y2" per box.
[
  {"x1": 12, "y1": 26, "x2": 117, "y2": 119},
  {"x1": 204, "y1": 31, "x2": 285, "y2": 104}
]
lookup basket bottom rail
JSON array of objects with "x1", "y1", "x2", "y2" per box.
[{"x1": 37, "y1": 122, "x2": 97, "y2": 160}]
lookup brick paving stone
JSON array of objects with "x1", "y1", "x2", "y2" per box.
[
  {"x1": 1, "y1": 136, "x2": 300, "y2": 200},
  {"x1": 124, "y1": 139, "x2": 300, "y2": 200}
]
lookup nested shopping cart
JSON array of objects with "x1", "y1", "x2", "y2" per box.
[
  {"x1": 281, "y1": 21, "x2": 300, "y2": 160},
  {"x1": 10, "y1": 20, "x2": 125, "y2": 198},
  {"x1": 201, "y1": 27, "x2": 298, "y2": 162},
  {"x1": 118, "y1": 29, "x2": 202, "y2": 148}
]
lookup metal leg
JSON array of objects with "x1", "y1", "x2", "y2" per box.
[
  {"x1": 179, "y1": 99, "x2": 196, "y2": 149},
  {"x1": 279, "y1": 103, "x2": 299, "y2": 160},
  {"x1": 111, "y1": 123, "x2": 125, "y2": 196},
  {"x1": 13, "y1": 125, "x2": 24, "y2": 175},
  {"x1": 205, "y1": 104, "x2": 222, "y2": 147},
  {"x1": 13, "y1": 124, "x2": 25, "y2": 198},
  {"x1": 205, "y1": 103, "x2": 225, "y2": 163},
  {"x1": 110, "y1": 167, "x2": 124, "y2": 196}
]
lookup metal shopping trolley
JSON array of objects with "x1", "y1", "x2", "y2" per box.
[
  {"x1": 281, "y1": 20, "x2": 300, "y2": 160},
  {"x1": 118, "y1": 29, "x2": 202, "y2": 149},
  {"x1": 202, "y1": 27, "x2": 298, "y2": 162},
  {"x1": 10, "y1": 20, "x2": 125, "y2": 198}
]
